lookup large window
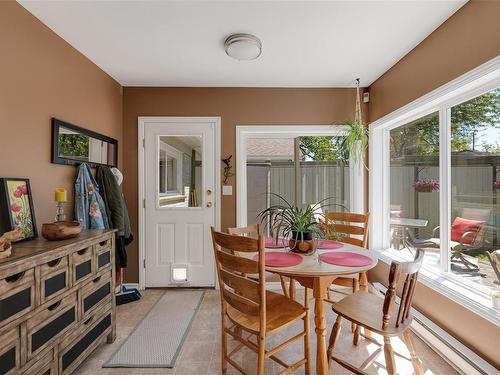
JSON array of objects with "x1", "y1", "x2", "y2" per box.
[
  {"x1": 373, "y1": 81, "x2": 500, "y2": 307},
  {"x1": 246, "y1": 136, "x2": 349, "y2": 228}
]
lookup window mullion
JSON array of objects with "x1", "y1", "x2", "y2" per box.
[{"x1": 439, "y1": 107, "x2": 452, "y2": 272}]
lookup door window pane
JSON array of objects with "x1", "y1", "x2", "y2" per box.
[
  {"x1": 389, "y1": 112, "x2": 440, "y2": 268},
  {"x1": 451, "y1": 88, "x2": 500, "y2": 291},
  {"x1": 157, "y1": 136, "x2": 202, "y2": 208}
]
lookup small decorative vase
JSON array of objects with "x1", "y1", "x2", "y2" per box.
[{"x1": 289, "y1": 231, "x2": 316, "y2": 255}]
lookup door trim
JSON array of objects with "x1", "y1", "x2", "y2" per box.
[{"x1": 138, "y1": 116, "x2": 221, "y2": 290}]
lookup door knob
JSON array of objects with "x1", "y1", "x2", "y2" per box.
[
  {"x1": 206, "y1": 202, "x2": 212, "y2": 208},
  {"x1": 206, "y1": 189, "x2": 212, "y2": 195}
]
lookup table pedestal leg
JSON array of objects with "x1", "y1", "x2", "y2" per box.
[{"x1": 313, "y1": 277, "x2": 334, "y2": 375}]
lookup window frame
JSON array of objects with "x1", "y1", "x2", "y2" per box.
[{"x1": 369, "y1": 56, "x2": 500, "y2": 324}]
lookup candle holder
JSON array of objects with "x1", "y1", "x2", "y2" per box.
[{"x1": 55, "y1": 201, "x2": 66, "y2": 222}]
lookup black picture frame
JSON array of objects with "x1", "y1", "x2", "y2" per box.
[
  {"x1": 51, "y1": 118, "x2": 118, "y2": 168},
  {"x1": 0, "y1": 178, "x2": 37, "y2": 241}
]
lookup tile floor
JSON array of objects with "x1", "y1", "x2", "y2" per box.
[{"x1": 74, "y1": 289, "x2": 459, "y2": 375}]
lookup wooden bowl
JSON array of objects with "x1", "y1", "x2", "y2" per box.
[
  {"x1": 0, "y1": 246, "x2": 12, "y2": 259},
  {"x1": 42, "y1": 221, "x2": 81, "y2": 241}
]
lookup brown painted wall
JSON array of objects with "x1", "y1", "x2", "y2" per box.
[
  {"x1": 123, "y1": 87, "x2": 367, "y2": 282},
  {"x1": 369, "y1": 0, "x2": 500, "y2": 122},
  {"x1": 368, "y1": 0, "x2": 500, "y2": 368},
  {"x1": 0, "y1": 2, "x2": 122, "y2": 233}
]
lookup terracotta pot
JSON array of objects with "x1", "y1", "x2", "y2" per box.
[{"x1": 289, "y1": 231, "x2": 316, "y2": 255}]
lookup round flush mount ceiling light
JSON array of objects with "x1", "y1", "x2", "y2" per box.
[{"x1": 224, "y1": 33, "x2": 262, "y2": 61}]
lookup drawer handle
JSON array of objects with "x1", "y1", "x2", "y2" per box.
[
  {"x1": 93, "y1": 276, "x2": 102, "y2": 283},
  {"x1": 99, "y1": 240, "x2": 108, "y2": 247},
  {"x1": 47, "y1": 301, "x2": 61, "y2": 311},
  {"x1": 84, "y1": 316, "x2": 94, "y2": 325},
  {"x1": 77, "y1": 248, "x2": 89, "y2": 256},
  {"x1": 5, "y1": 271, "x2": 25, "y2": 283},
  {"x1": 47, "y1": 258, "x2": 62, "y2": 267}
]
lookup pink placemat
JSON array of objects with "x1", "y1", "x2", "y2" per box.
[
  {"x1": 265, "y1": 237, "x2": 287, "y2": 248},
  {"x1": 317, "y1": 240, "x2": 344, "y2": 250},
  {"x1": 252, "y1": 252, "x2": 303, "y2": 267},
  {"x1": 320, "y1": 251, "x2": 372, "y2": 267}
]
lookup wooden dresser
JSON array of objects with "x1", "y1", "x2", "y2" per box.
[{"x1": 0, "y1": 230, "x2": 116, "y2": 375}]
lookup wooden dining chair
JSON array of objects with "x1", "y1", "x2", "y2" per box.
[
  {"x1": 324, "y1": 212, "x2": 370, "y2": 297},
  {"x1": 211, "y1": 228, "x2": 311, "y2": 375},
  {"x1": 228, "y1": 224, "x2": 295, "y2": 299},
  {"x1": 326, "y1": 249, "x2": 425, "y2": 375}
]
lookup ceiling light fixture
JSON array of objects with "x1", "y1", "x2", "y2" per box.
[{"x1": 224, "y1": 33, "x2": 262, "y2": 61}]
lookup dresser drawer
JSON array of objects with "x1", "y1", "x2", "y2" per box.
[
  {"x1": 27, "y1": 293, "x2": 77, "y2": 360},
  {"x1": 0, "y1": 269, "x2": 35, "y2": 327},
  {"x1": 80, "y1": 269, "x2": 112, "y2": 319},
  {"x1": 39, "y1": 256, "x2": 69, "y2": 304},
  {"x1": 70, "y1": 246, "x2": 94, "y2": 285},
  {"x1": 22, "y1": 349, "x2": 55, "y2": 375},
  {"x1": 95, "y1": 244, "x2": 112, "y2": 272},
  {"x1": 0, "y1": 326, "x2": 20, "y2": 375},
  {"x1": 94, "y1": 236, "x2": 112, "y2": 253},
  {"x1": 59, "y1": 304, "x2": 112, "y2": 375}
]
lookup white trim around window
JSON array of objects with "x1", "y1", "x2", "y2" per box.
[
  {"x1": 236, "y1": 125, "x2": 365, "y2": 228},
  {"x1": 369, "y1": 55, "x2": 500, "y2": 325}
]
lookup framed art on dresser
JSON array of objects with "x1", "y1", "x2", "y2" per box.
[{"x1": 0, "y1": 177, "x2": 37, "y2": 241}]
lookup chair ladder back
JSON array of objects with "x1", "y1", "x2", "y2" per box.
[
  {"x1": 228, "y1": 224, "x2": 260, "y2": 237},
  {"x1": 211, "y1": 227, "x2": 266, "y2": 319},
  {"x1": 382, "y1": 249, "x2": 425, "y2": 330},
  {"x1": 325, "y1": 212, "x2": 370, "y2": 248}
]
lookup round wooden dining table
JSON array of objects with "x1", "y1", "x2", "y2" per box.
[{"x1": 264, "y1": 243, "x2": 378, "y2": 375}]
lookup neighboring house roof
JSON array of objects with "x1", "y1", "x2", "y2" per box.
[{"x1": 247, "y1": 138, "x2": 294, "y2": 161}]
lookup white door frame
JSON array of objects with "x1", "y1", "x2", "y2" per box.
[
  {"x1": 138, "y1": 116, "x2": 221, "y2": 290},
  {"x1": 236, "y1": 125, "x2": 365, "y2": 227}
]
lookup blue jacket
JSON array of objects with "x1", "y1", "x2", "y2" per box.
[{"x1": 75, "y1": 163, "x2": 110, "y2": 230}]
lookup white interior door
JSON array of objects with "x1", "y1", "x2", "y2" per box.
[{"x1": 144, "y1": 120, "x2": 216, "y2": 287}]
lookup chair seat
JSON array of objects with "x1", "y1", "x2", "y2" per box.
[
  {"x1": 330, "y1": 291, "x2": 411, "y2": 336},
  {"x1": 226, "y1": 290, "x2": 306, "y2": 334}
]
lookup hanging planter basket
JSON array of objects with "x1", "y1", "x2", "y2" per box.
[{"x1": 414, "y1": 179, "x2": 439, "y2": 193}]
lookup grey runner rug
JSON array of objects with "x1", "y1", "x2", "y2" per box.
[{"x1": 104, "y1": 289, "x2": 205, "y2": 368}]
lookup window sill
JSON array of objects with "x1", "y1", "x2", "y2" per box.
[{"x1": 374, "y1": 249, "x2": 500, "y2": 327}]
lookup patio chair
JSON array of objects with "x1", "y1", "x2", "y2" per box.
[
  {"x1": 486, "y1": 250, "x2": 500, "y2": 285},
  {"x1": 407, "y1": 208, "x2": 490, "y2": 272}
]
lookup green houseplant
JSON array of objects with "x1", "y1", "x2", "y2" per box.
[
  {"x1": 337, "y1": 78, "x2": 369, "y2": 170},
  {"x1": 257, "y1": 194, "x2": 343, "y2": 255}
]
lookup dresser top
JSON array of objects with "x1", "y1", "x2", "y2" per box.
[{"x1": 0, "y1": 229, "x2": 116, "y2": 273}]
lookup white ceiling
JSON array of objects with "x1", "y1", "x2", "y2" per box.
[{"x1": 18, "y1": 1, "x2": 466, "y2": 87}]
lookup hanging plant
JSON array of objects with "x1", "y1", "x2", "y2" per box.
[{"x1": 337, "y1": 78, "x2": 369, "y2": 169}]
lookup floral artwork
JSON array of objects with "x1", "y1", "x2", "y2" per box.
[{"x1": 0, "y1": 178, "x2": 37, "y2": 240}]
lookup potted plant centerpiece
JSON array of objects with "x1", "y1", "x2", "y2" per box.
[{"x1": 258, "y1": 194, "x2": 342, "y2": 255}]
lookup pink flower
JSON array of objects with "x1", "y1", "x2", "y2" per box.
[
  {"x1": 19, "y1": 185, "x2": 27, "y2": 194},
  {"x1": 11, "y1": 203, "x2": 22, "y2": 212},
  {"x1": 13, "y1": 189, "x2": 23, "y2": 198}
]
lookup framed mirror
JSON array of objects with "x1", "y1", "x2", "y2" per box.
[{"x1": 51, "y1": 118, "x2": 118, "y2": 168}]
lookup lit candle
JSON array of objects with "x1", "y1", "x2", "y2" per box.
[{"x1": 54, "y1": 188, "x2": 67, "y2": 203}]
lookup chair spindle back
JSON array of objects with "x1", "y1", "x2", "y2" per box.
[{"x1": 382, "y1": 249, "x2": 425, "y2": 329}]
